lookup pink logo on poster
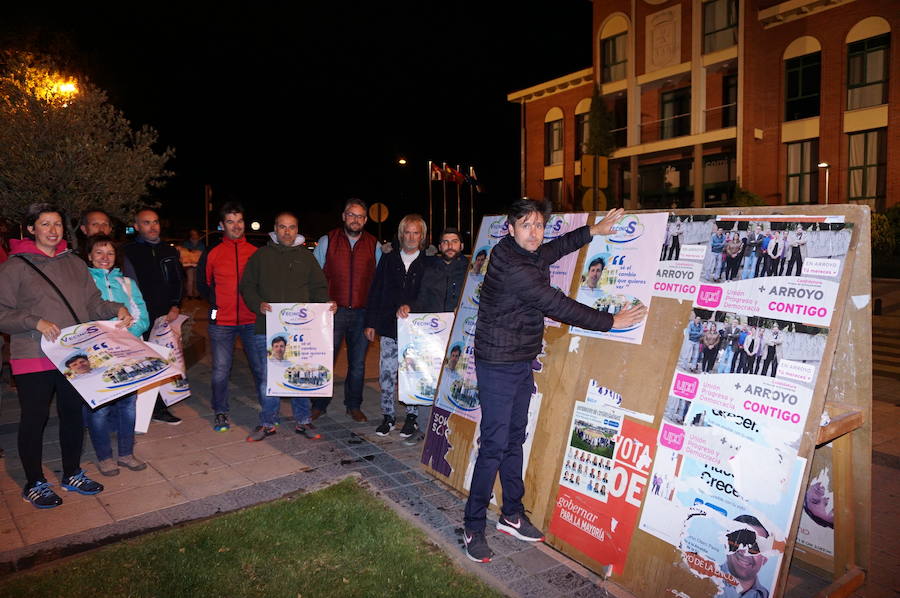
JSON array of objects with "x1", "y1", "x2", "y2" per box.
[
  {"x1": 660, "y1": 424, "x2": 685, "y2": 450},
  {"x1": 673, "y1": 373, "x2": 698, "y2": 399},
  {"x1": 696, "y1": 285, "x2": 722, "y2": 308}
]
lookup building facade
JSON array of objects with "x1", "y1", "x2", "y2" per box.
[{"x1": 508, "y1": 0, "x2": 897, "y2": 212}]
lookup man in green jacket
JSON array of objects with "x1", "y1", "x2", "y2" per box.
[{"x1": 239, "y1": 211, "x2": 333, "y2": 441}]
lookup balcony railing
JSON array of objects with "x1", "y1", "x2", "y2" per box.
[
  {"x1": 704, "y1": 103, "x2": 737, "y2": 131},
  {"x1": 640, "y1": 113, "x2": 691, "y2": 144}
]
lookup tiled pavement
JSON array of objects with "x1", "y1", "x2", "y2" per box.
[{"x1": 0, "y1": 292, "x2": 897, "y2": 597}]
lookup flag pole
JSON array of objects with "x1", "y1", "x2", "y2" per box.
[
  {"x1": 442, "y1": 162, "x2": 448, "y2": 236},
  {"x1": 456, "y1": 164, "x2": 462, "y2": 229},
  {"x1": 469, "y1": 166, "x2": 475, "y2": 250},
  {"x1": 427, "y1": 160, "x2": 434, "y2": 245}
]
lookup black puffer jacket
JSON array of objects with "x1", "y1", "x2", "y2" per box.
[
  {"x1": 410, "y1": 254, "x2": 468, "y2": 313},
  {"x1": 474, "y1": 226, "x2": 614, "y2": 363}
]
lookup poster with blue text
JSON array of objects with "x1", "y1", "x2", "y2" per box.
[
  {"x1": 265, "y1": 303, "x2": 334, "y2": 397},
  {"x1": 397, "y1": 312, "x2": 454, "y2": 406}
]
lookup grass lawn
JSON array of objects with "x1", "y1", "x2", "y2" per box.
[{"x1": 0, "y1": 478, "x2": 504, "y2": 598}]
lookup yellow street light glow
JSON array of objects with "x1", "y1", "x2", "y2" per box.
[
  {"x1": 398, "y1": 158, "x2": 407, "y2": 165},
  {"x1": 250, "y1": 221, "x2": 261, "y2": 231},
  {"x1": 57, "y1": 81, "x2": 78, "y2": 95}
]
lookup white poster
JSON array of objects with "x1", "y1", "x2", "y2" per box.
[
  {"x1": 397, "y1": 312, "x2": 454, "y2": 406},
  {"x1": 41, "y1": 320, "x2": 180, "y2": 408},
  {"x1": 264, "y1": 303, "x2": 334, "y2": 397},
  {"x1": 571, "y1": 212, "x2": 668, "y2": 344},
  {"x1": 148, "y1": 314, "x2": 191, "y2": 406}
]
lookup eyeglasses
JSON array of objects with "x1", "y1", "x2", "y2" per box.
[{"x1": 344, "y1": 212, "x2": 366, "y2": 221}]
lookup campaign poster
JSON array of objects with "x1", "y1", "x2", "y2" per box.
[
  {"x1": 433, "y1": 305, "x2": 480, "y2": 421},
  {"x1": 41, "y1": 320, "x2": 179, "y2": 408},
  {"x1": 796, "y1": 446, "x2": 834, "y2": 556},
  {"x1": 654, "y1": 215, "x2": 707, "y2": 301},
  {"x1": 264, "y1": 303, "x2": 334, "y2": 397},
  {"x1": 148, "y1": 314, "x2": 191, "y2": 406},
  {"x1": 571, "y1": 211, "x2": 668, "y2": 344},
  {"x1": 397, "y1": 312, "x2": 454, "y2": 406},
  {"x1": 549, "y1": 401, "x2": 656, "y2": 574},
  {"x1": 421, "y1": 406, "x2": 454, "y2": 476},
  {"x1": 544, "y1": 213, "x2": 589, "y2": 326},
  {"x1": 687, "y1": 215, "x2": 851, "y2": 327}
]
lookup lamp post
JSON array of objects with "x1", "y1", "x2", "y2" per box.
[{"x1": 817, "y1": 162, "x2": 830, "y2": 204}]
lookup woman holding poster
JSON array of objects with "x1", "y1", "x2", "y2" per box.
[
  {"x1": 0, "y1": 204, "x2": 132, "y2": 509},
  {"x1": 84, "y1": 235, "x2": 150, "y2": 476}
]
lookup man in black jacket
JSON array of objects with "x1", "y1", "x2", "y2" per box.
[
  {"x1": 402, "y1": 228, "x2": 467, "y2": 314},
  {"x1": 364, "y1": 214, "x2": 426, "y2": 439},
  {"x1": 123, "y1": 208, "x2": 184, "y2": 425},
  {"x1": 462, "y1": 199, "x2": 648, "y2": 563}
]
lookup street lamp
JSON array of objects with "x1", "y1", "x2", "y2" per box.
[
  {"x1": 250, "y1": 221, "x2": 260, "y2": 231},
  {"x1": 398, "y1": 157, "x2": 407, "y2": 166},
  {"x1": 817, "y1": 162, "x2": 830, "y2": 204}
]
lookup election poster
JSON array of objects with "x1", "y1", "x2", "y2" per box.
[
  {"x1": 397, "y1": 312, "x2": 454, "y2": 406},
  {"x1": 796, "y1": 445, "x2": 835, "y2": 557},
  {"x1": 264, "y1": 303, "x2": 334, "y2": 397},
  {"x1": 654, "y1": 215, "x2": 707, "y2": 301},
  {"x1": 544, "y1": 213, "x2": 589, "y2": 326},
  {"x1": 571, "y1": 211, "x2": 668, "y2": 344},
  {"x1": 549, "y1": 400, "x2": 656, "y2": 574},
  {"x1": 433, "y1": 305, "x2": 480, "y2": 421},
  {"x1": 686, "y1": 215, "x2": 851, "y2": 327},
  {"x1": 41, "y1": 320, "x2": 179, "y2": 408},
  {"x1": 148, "y1": 314, "x2": 191, "y2": 406}
]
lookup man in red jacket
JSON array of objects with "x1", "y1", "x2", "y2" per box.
[{"x1": 197, "y1": 202, "x2": 264, "y2": 432}]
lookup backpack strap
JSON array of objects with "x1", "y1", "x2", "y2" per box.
[{"x1": 15, "y1": 255, "x2": 82, "y2": 323}]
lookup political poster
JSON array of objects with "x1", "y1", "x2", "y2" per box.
[
  {"x1": 571, "y1": 211, "x2": 668, "y2": 344},
  {"x1": 796, "y1": 445, "x2": 835, "y2": 556},
  {"x1": 397, "y1": 312, "x2": 454, "y2": 406},
  {"x1": 148, "y1": 314, "x2": 191, "y2": 406},
  {"x1": 544, "y1": 213, "x2": 589, "y2": 326},
  {"x1": 549, "y1": 400, "x2": 656, "y2": 574},
  {"x1": 433, "y1": 305, "x2": 480, "y2": 421},
  {"x1": 686, "y1": 215, "x2": 851, "y2": 327},
  {"x1": 654, "y1": 215, "x2": 707, "y2": 301},
  {"x1": 41, "y1": 320, "x2": 179, "y2": 408},
  {"x1": 264, "y1": 303, "x2": 334, "y2": 397}
]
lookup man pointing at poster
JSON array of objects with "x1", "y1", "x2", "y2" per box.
[{"x1": 462, "y1": 199, "x2": 648, "y2": 563}]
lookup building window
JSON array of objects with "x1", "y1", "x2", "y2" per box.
[
  {"x1": 703, "y1": 0, "x2": 737, "y2": 54},
  {"x1": 786, "y1": 140, "x2": 818, "y2": 204},
  {"x1": 544, "y1": 179, "x2": 563, "y2": 208},
  {"x1": 722, "y1": 74, "x2": 737, "y2": 127},
  {"x1": 575, "y1": 113, "x2": 589, "y2": 160},
  {"x1": 785, "y1": 52, "x2": 820, "y2": 121},
  {"x1": 847, "y1": 34, "x2": 890, "y2": 110},
  {"x1": 601, "y1": 33, "x2": 627, "y2": 83},
  {"x1": 661, "y1": 88, "x2": 691, "y2": 139},
  {"x1": 545, "y1": 119, "x2": 563, "y2": 166},
  {"x1": 848, "y1": 129, "x2": 886, "y2": 207}
]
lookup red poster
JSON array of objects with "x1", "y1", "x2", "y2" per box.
[{"x1": 549, "y1": 418, "x2": 657, "y2": 573}]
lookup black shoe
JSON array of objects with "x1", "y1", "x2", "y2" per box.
[
  {"x1": 295, "y1": 422, "x2": 321, "y2": 439},
  {"x1": 399, "y1": 414, "x2": 418, "y2": 438},
  {"x1": 152, "y1": 408, "x2": 182, "y2": 425},
  {"x1": 463, "y1": 529, "x2": 493, "y2": 563},
  {"x1": 60, "y1": 470, "x2": 104, "y2": 495},
  {"x1": 496, "y1": 513, "x2": 545, "y2": 542},
  {"x1": 23, "y1": 481, "x2": 63, "y2": 509},
  {"x1": 375, "y1": 415, "x2": 395, "y2": 436}
]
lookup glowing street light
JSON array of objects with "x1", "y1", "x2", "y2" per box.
[
  {"x1": 398, "y1": 157, "x2": 407, "y2": 166},
  {"x1": 250, "y1": 221, "x2": 261, "y2": 231},
  {"x1": 817, "y1": 162, "x2": 830, "y2": 205}
]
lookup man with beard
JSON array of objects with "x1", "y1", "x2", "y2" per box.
[{"x1": 313, "y1": 199, "x2": 382, "y2": 422}]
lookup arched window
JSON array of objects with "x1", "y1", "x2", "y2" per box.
[
  {"x1": 846, "y1": 17, "x2": 890, "y2": 110},
  {"x1": 599, "y1": 15, "x2": 629, "y2": 83},
  {"x1": 544, "y1": 107, "x2": 564, "y2": 166},
  {"x1": 783, "y1": 36, "x2": 822, "y2": 121}
]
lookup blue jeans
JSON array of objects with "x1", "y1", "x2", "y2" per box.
[
  {"x1": 249, "y1": 334, "x2": 311, "y2": 427},
  {"x1": 84, "y1": 393, "x2": 137, "y2": 461},
  {"x1": 312, "y1": 307, "x2": 368, "y2": 413},
  {"x1": 208, "y1": 322, "x2": 265, "y2": 415},
  {"x1": 464, "y1": 360, "x2": 533, "y2": 532}
]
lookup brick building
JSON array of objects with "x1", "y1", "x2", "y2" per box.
[{"x1": 508, "y1": 0, "x2": 897, "y2": 212}]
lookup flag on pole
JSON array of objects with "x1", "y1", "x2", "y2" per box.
[
  {"x1": 430, "y1": 162, "x2": 444, "y2": 181},
  {"x1": 467, "y1": 167, "x2": 484, "y2": 193}
]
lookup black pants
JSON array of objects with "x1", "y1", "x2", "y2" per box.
[
  {"x1": 755, "y1": 254, "x2": 768, "y2": 277},
  {"x1": 15, "y1": 369, "x2": 85, "y2": 486},
  {"x1": 702, "y1": 347, "x2": 718, "y2": 372},
  {"x1": 786, "y1": 248, "x2": 803, "y2": 276},
  {"x1": 761, "y1": 346, "x2": 778, "y2": 377},
  {"x1": 667, "y1": 236, "x2": 681, "y2": 260}
]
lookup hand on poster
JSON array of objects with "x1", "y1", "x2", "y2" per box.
[
  {"x1": 611, "y1": 304, "x2": 648, "y2": 329},
  {"x1": 588, "y1": 208, "x2": 626, "y2": 236},
  {"x1": 397, "y1": 304, "x2": 411, "y2": 319}
]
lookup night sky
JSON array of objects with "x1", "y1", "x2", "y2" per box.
[{"x1": 3, "y1": 2, "x2": 593, "y2": 241}]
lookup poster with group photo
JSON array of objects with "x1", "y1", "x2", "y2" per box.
[
  {"x1": 684, "y1": 215, "x2": 851, "y2": 327},
  {"x1": 41, "y1": 320, "x2": 179, "y2": 408},
  {"x1": 654, "y1": 215, "x2": 707, "y2": 301},
  {"x1": 264, "y1": 303, "x2": 334, "y2": 397},
  {"x1": 397, "y1": 312, "x2": 454, "y2": 406},
  {"x1": 571, "y1": 211, "x2": 668, "y2": 344},
  {"x1": 149, "y1": 314, "x2": 191, "y2": 406},
  {"x1": 548, "y1": 398, "x2": 656, "y2": 575}
]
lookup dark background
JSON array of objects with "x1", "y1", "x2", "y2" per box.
[{"x1": 2, "y1": 1, "x2": 593, "y2": 244}]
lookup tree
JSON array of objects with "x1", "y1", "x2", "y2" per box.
[
  {"x1": 584, "y1": 84, "x2": 616, "y2": 210},
  {"x1": 0, "y1": 52, "x2": 174, "y2": 248}
]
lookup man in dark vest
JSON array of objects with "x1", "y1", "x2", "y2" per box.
[{"x1": 312, "y1": 198, "x2": 382, "y2": 421}]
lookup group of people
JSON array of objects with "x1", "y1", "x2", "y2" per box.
[
  {"x1": 684, "y1": 315, "x2": 784, "y2": 377},
  {"x1": 0, "y1": 204, "x2": 186, "y2": 508},
  {"x1": 706, "y1": 224, "x2": 809, "y2": 281}
]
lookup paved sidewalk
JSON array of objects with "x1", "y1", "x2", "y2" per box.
[{"x1": 0, "y1": 302, "x2": 897, "y2": 596}]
